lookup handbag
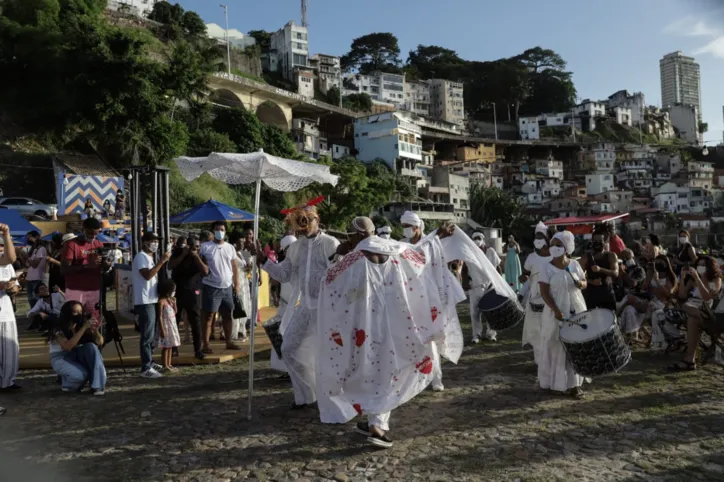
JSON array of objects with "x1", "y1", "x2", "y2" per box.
[{"x1": 233, "y1": 294, "x2": 247, "y2": 319}]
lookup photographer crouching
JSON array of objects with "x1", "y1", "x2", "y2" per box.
[{"x1": 46, "y1": 301, "x2": 106, "y2": 395}]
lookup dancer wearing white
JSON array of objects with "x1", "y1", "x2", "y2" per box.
[
  {"x1": 260, "y1": 201, "x2": 338, "y2": 409},
  {"x1": 269, "y1": 235, "x2": 297, "y2": 373},
  {"x1": 400, "y1": 212, "x2": 466, "y2": 392},
  {"x1": 520, "y1": 222, "x2": 552, "y2": 364},
  {"x1": 231, "y1": 232, "x2": 253, "y2": 342},
  {"x1": 470, "y1": 232, "x2": 502, "y2": 343},
  {"x1": 316, "y1": 217, "x2": 453, "y2": 448},
  {"x1": 0, "y1": 223, "x2": 19, "y2": 396},
  {"x1": 538, "y1": 231, "x2": 590, "y2": 399},
  {"x1": 376, "y1": 226, "x2": 392, "y2": 239}
]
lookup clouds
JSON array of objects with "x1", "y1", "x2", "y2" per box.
[{"x1": 664, "y1": 14, "x2": 724, "y2": 58}]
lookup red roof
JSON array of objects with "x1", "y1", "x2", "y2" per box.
[
  {"x1": 544, "y1": 213, "x2": 629, "y2": 226},
  {"x1": 680, "y1": 214, "x2": 709, "y2": 221}
]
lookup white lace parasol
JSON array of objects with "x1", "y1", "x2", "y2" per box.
[{"x1": 175, "y1": 151, "x2": 339, "y2": 191}]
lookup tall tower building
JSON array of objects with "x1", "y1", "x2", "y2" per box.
[{"x1": 660, "y1": 51, "x2": 701, "y2": 119}]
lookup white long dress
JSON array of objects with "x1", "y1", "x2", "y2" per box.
[
  {"x1": 269, "y1": 280, "x2": 293, "y2": 373},
  {"x1": 0, "y1": 264, "x2": 18, "y2": 389},
  {"x1": 263, "y1": 233, "x2": 339, "y2": 405},
  {"x1": 316, "y1": 237, "x2": 443, "y2": 425},
  {"x1": 232, "y1": 250, "x2": 253, "y2": 340},
  {"x1": 538, "y1": 260, "x2": 589, "y2": 392},
  {"x1": 522, "y1": 252, "x2": 552, "y2": 363}
]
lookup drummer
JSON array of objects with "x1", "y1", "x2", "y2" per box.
[
  {"x1": 538, "y1": 231, "x2": 590, "y2": 399},
  {"x1": 579, "y1": 223, "x2": 619, "y2": 311},
  {"x1": 520, "y1": 222, "x2": 552, "y2": 364}
]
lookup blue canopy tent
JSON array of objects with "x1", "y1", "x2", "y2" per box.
[
  {"x1": 97, "y1": 233, "x2": 120, "y2": 244},
  {"x1": 41, "y1": 231, "x2": 62, "y2": 242},
  {"x1": 170, "y1": 199, "x2": 254, "y2": 225},
  {"x1": 0, "y1": 209, "x2": 40, "y2": 237}
]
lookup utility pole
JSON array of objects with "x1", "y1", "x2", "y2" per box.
[
  {"x1": 220, "y1": 4, "x2": 231, "y2": 75},
  {"x1": 571, "y1": 109, "x2": 577, "y2": 143},
  {"x1": 492, "y1": 102, "x2": 498, "y2": 140},
  {"x1": 301, "y1": 0, "x2": 308, "y2": 27}
]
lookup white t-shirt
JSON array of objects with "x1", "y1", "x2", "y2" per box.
[
  {"x1": 199, "y1": 241, "x2": 236, "y2": 289},
  {"x1": 27, "y1": 246, "x2": 47, "y2": 281},
  {"x1": 0, "y1": 264, "x2": 17, "y2": 323},
  {"x1": 483, "y1": 246, "x2": 501, "y2": 267},
  {"x1": 132, "y1": 251, "x2": 158, "y2": 305},
  {"x1": 524, "y1": 252, "x2": 553, "y2": 304}
]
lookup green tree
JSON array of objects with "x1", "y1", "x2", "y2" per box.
[
  {"x1": 181, "y1": 11, "x2": 206, "y2": 37},
  {"x1": 261, "y1": 124, "x2": 297, "y2": 158},
  {"x1": 341, "y1": 32, "x2": 402, "y2": 74},
  {"x1": 326, "y1": 86, "x2": 341, "y2": 107},
  {"x1": 469, "y1": 185, "x2": 532, "y2": 242},
  {"x1": 148, "y1": 1, "x2": 184, "y2": 25},
  {"x1": 343, "y1": 93, "x2": 373, "y2": 113},
  {"x1": 247, "y1": 30, "x2": 271, "y2": 51},
  {"x1": 211, "y1": 107, "x2": 264, "y2": 153},
  {"x1": 406, "y1": 45, "x2": 464, "y2": 80},
  {"x1": 187, "y1": 129, "x2": 236, "y2": 156},
  {"x1": 699, "y1": 122, "x2": 709, "y2": 134}
]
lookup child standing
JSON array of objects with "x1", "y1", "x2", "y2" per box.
[{"x1": 157, "y1": 280, "x2": 180, "y2": 371}]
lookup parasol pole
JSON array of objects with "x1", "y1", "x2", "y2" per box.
[{"x1": 248, "y1": 153, "x2": 263, "y2": 420}]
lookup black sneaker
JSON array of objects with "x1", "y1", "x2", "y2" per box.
[
  {"x1": 290, "y1": 403, "x2": 308, "y2": 410},
  {"x1": 194, "y1": 351, "x2": 206, "y2": 361},
  {"x1": 367, "y1": 433, "x2": 393, "y2": 448},
  {"x1": 355, "y1": 422, "x2": 371, "y2": 436}
]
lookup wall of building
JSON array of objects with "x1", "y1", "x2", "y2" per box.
[{"x1": 667, "y1": 104, "x2": 701, "y2": 144}]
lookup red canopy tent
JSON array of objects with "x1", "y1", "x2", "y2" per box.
[{"x1": 542, "y1": 213, "x2": 629, "y2": 234}]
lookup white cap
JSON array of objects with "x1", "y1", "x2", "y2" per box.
[{"x1": 62, "y1": 233, "x2": 77, "y2": 244}]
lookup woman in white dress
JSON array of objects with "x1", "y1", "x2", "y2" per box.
[
  {"x1": 538, "y1": 231, "x2": 589, "y2": 399},
  {"x1": 231, "y1": 233, "x2": 253, "y2": 342},
  {"x1": 269, "y1": 235, "x2": 297, "y2": 374},
  {"x1": 520, "y1": 222, "x2": 552, "y2": 364}
]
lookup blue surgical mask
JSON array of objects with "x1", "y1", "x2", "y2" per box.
[{"x1": 214, "y1": 230, "x2": 225, "y2": 241}]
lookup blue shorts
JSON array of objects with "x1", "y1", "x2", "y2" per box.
[{"x1": 201, "y1": 285, "x2": 234, "y2": 314}]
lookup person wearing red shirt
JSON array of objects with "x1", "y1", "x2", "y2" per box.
[
  {"x1": 61, "y1": 218, "x2": 108, "y2": 315},
  {"x1": 609, "y1": 231, "x2": 625, "y2": 255}
]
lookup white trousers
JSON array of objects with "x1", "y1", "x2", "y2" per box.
[
  {"x1": 0, "y1": 321, "x2": 19, "y2": 388},
  {"x1": 281, "y1": 306, "x2": 317, "y2": 405},
  {"x1": 470, "y1": 287, "x2": 497, "y2": 340},
  {"x1": 431, "y1": 341, "x2": 443, "y2": 388},
  {"x1": 368, "y1": 411, "x2": 391, "y2": 431}
]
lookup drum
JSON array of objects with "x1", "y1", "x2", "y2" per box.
[
  {"x1": 262, "y1": 316, "x2": 284, "y2": 359},
  {"x1": 559, "y1": 308, "x2": 631, "y2": 377},
  {"x1": 477, "y1": 289, "x2": 525, "y2": 332}
]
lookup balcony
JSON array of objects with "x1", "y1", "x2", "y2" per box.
[{"x1": 399, "y1": 168, "x2": 423, "y2": 178}]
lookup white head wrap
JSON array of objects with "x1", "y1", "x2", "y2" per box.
[
  {"x1": 472, "y1": 232, "x2": 485, "y2": 241},
  {"x1": 280, "y1": 235, "x2": 297, "y2": 251},
  {"x1": 376, "y1": 226, "x2": 392, "y2": 235},
  {"x1": 552, "y1": 230, "x2": 575, "y2": 255},
  {"x1": 400, "y1": 211, "x2": 425, "y2": 234},
  {"x1": 534, "y1": 221, "x2": 548, "y2": 237}
]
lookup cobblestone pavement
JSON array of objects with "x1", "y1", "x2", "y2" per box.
[{"x1": 2, "y1": 304, "x2": 724, "y2": 481}]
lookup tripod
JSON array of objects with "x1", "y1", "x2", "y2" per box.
[{"x1": 99, "y1": 264, "x2": 127, "y2": 372}]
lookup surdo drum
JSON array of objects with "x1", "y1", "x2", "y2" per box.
[
  {"x1": 559, "y1": 308, "x2": 631, "y2": 377},
  {"x1": 477, "y1": 289, "x2": 525, "y2": 332},
  {"x1": 262, "y1": 316, "x2": 284, "y2": 359}
]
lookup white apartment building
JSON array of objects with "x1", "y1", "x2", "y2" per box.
[
  {"x1": 331, "y1": 144, "x2": 350, "y2": 160},
  {"x1": 666, "y1": 103, "x2": 702, "y2": 144},
  {"x1": 106, "y1": 0, "x2": 161, "y2": 17},
  {"x1": 611, "y1": 107, "x2": 633, "y2": 127},
  {"x1": 574, "y1": 100, "x2": 607, "y2": 131},
  {"x1": 403, "y1": 80, "x2": 431, "y2": 117},
  {"x1": 309, "y1": 54, "x2": 342, "y2": 95},
  {"x1": 660, "y1": 51, "x2": 701, "y2": 121},
  {"x1": 586, "y1": 172, "x2": 615, "y2": 196},
  {"x1": 270, "y1": 21, "x2": 309, "y2": 82},
  {"x1": 429, "y1": 79, "x2": 465, "y2": 126},
  {"x1": 354, "y1": 112, "x2": 423, "y2": 171},
  {"x1": 535, "y1": 159, "x2": 564, "y2": 180},
  {"x1": 519, "y1": 112, "x2": 580, "y2": 140},
  {"x1": 430, "y1": 168, "x2": 470, "y2": 220},
  {"x1": 608, "y1": 90, "x2": 646, "y2": 125},
  {"x1": 291, "y1": 118, "x2": 329, "y2": 159},
  {"x1": 688, "y1": 160, "x2": 714, "y2": 190},
  {"x1": 581, "y1": 143, "x2": 616, "y2": 172},
  {"x1": 296, "y1": 70, "x2": 315, "y2": 98},
  {"x1": 519, "y1": 117, "x2": 540, "y2": 140},
  {"x1": 343, "y1": 72, "x2": 406, "y2": 106}
]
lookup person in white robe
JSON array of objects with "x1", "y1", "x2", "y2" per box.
[
  {"x1": 316, "y1": 217, "x2": 453, "y2": 448},
  {"x1": 400, "y1": 211, "x2": 466, "y2": 391},
  {"x1": 269, "y1": 235, "x2": 297, "y2": 374},
  {"x1": 0, "y1": 223, "x2": 19, "y2": 402},
  {"x1": 259, "y1": 203, "x2": 339, "y2": 409},
  {"x1": 538, "y1": 231, "x2": 590, "y2": 399},
  {"x1": 470, "y1": 232, "x2": 503, "y2": 343},
  {"x1": 231, "y1": 232, "x2": 253, "y2": 342},
  {"x1": 520, "y1": 222, "x2": 552, "y2": 364},
  {"x1": 376, "y1": 226, "x2": 392, "y2": 240}
]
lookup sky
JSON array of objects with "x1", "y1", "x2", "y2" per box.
[{"x1": 177, "y1": 0, "x2": 724, "y2": 144}]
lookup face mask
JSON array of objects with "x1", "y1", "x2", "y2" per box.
[
  {"x1": 697, "y1": 266, "x2": 707, "y2": 275},
  {"x1": 148, "y1": 242, "x2": 159, "y2": 253},
  {"x1": 592, "y1": 241, "x2": 604, "y2": 252},
  {"x1": 550, "y1": 246, "x2": 566, "y2": 258},
  {"x1": 625, "y1": 259, "x2": 635, "y2": 267},
  {"x1": 214, "y1": 230, "x2": 225, "y2": 241},
  {"x1": 474, "y1": 239, "x2": 484, "y2": 247},
  {"x1": 679, "y1": 237, "x2": 688, "y2": 244},
  {"x1": 533, "y1": 239, "x2": 547, "y2": 250},
  {"x1": 403, "y1": 227, "x2": 416, "y2": 239}
]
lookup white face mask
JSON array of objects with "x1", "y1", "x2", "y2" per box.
[
  {"x1": 403, "y1": 227, "x2": 416, "y2": 239},
  {"x1": 533, "y1": 239, "x2": 547, "y2": 250},
  {"x1": 148, "y1": 242, "x2": 159, "y2": 253},
  {"x1": 679, "y1": 237, "x2": 688, "y2": 244},
  {"x1": 474, "y1": 239, "x2": 484, "y2": 247},
  {"x1": 697, "y1": 266, "x2": 707, "y2": 275},
  {"x1": 550, "y1": 246, "x2": 566, "y2": 258},
  {"x1": 625, "y1": 259, "x2": 635, "y2": 267}
]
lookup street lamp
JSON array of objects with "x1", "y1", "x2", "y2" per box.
[
  {"x1": 491, "y1": 102, "x2": 498, "y2": 141},
  {"x1": 220, "y1": 4, "x2": 231, "y2": 76}
]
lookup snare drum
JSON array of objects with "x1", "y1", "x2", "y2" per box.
[
  {"x1": 559, "y1": 308, "x2": 631, "y2": 377},
  {"x1": 478, "y1": 289, "x2": 525, "y2": 332},
  {"x1": 262, "y1": 316, "x2": 284, "y2": 359}
]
